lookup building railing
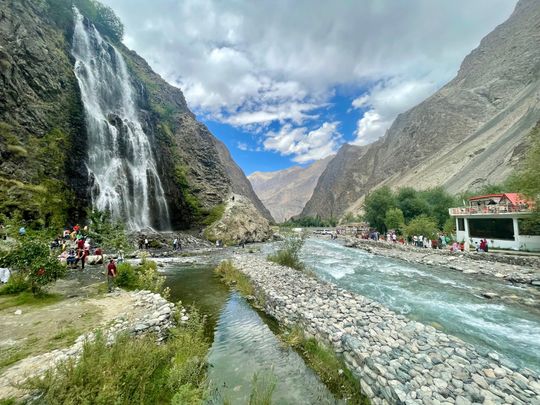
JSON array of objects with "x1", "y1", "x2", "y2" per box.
[{"x1": 449, "y1": 205, "x2": 533, "y2": 215}]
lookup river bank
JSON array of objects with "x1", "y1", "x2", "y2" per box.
[
  {"x1": 341, "y1": 237, "x2": 540, "y2": 286},
  {"x1": 231, "y1": 253, "x2": 540, "y2": 404},
  {"x1": 0, "y1": 269, "x2": 177, "y2": 401}
]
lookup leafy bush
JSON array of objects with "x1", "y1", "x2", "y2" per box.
[
  {"x1": 267, "y1": 236, "x2": 306, "y2": 271},
  {"x1": 384, "y1": 207, "x2": 405, "y2": 231},
  {"x1": 25, "y1": 312, "x2": 209, "y2": 405},
  {"x1": 0, "y1": 239, "x2": 65, "y2": 295},
  {"x1": 114, "y1": 257, "x2": 165, "y2": 294}
]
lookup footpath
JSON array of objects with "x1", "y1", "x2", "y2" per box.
[{"x1": 232, "y1": 254, "x2": 540, "y2": 405}]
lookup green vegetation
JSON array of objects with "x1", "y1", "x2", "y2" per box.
[
  {"x1": 249, "y1": 371, "x2": 277, "y2": 405},
  {"x1": 0, "y1": 239, "x2": 65, "y2": 296},
  {"x1": 267, "y1": 236, "x2": 306, "y2": 271},
  {"x1": 282, "y1": 216, "x2": 337, "y2": 228},
  {"x1": 384, "y1": 207, "x2": 405, "y2": 231},
  {"x1": 86, "y1": 209, "x2": 130, "y2": 252},
  {"x1": 364, "y1": 186, "x2": 456, "y2": 233},
  {"x1": 403, "y1": 215, "x2": 439, "y2": 240},
  {"x1": 43, "y1": 0, "x2": 124, "y2": 41},
  {"x1": 202, "y1": 204, "x2": 225, "y2": 226},
  {"x1": 115, "y1": 256, "x2": 166, "y2": 295},
  {"x1": 214, "y1": 260, "x2": 255, "y2": 297},
  {"x1": 0, "y1": 125, "x2": 75, "y2": 231},
  {"x1": 25, "y1": 313, "x2": 209, "y2": 405},
  {"x1": 0, "y1": 291, "x2": 62, "y2": 311},
  {"x1": 280, "y1": 327, "x2": 369, "y2": 405}
]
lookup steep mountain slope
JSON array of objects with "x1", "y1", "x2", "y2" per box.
[
  {"x1": 248, "y1": 156, "x2": 333, "y2": 222},
  {"x1": 0, "y1": 0, "x2": 272, "y2": 228},
  {"x1": 302, "y1": 0, "x2": 540, "y2": 219}
]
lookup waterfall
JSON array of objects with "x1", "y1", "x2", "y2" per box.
[{"x1": 71, "y1": 8, "x2": 170, "y2": 230}]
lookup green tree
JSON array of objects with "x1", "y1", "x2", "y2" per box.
[
  {"x1": 420, "y1": 187, "x2": 457, "y2": 228},
  {"x1": 0, "y1": 239, "x2": 65, "y2": 295},
  {"x1": 396, "y1": 187, "x2": 430, "y2": 223},
  {"x1": 384, "y1": 208, "x2": 405, "y2": 231},
  {"x1": 404, "y1": 215, "x2": 439, "y2": 241},
  {"x1": 363, "y1": 186, "x2": 397, "y2": 232}
]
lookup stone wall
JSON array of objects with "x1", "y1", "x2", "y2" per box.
[{"x1": 232, "y1": 254, "x2": 540, "y2": 404}]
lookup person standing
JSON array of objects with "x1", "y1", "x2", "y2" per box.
[
  {"x1": 173, "y1": 238, "x2": 178, "y2": 251},
  {"x1": 144, "y1": 238, "x2": 149, "y2": 250},
  {"x1": 107, "y1": 258, "x2": 117, "y2": 293}
]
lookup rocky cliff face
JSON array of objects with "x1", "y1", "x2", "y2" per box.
[
  {"x1": 248, "y1": 156, "x2": 333, "y2": 222},
  {"x1": 0, "y1": 0, "x2": 271, "y2": 228},
  {"x1": 303, "y1": 0, "x2": 540, "y2": 219}
]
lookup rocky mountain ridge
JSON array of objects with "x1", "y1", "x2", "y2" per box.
[
  {"x1": 0, "y1": 0, "x2": 272, "y2": 228},
  {"x1": 302, "y1": 0, "x2": 540, "y2": 219},
  {"x1": 248, "y1": 156, "x2": 333, "y2": 222}
]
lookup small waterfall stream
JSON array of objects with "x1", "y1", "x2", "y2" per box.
[{"x1": 71, "y1": 9, "x2": 170, "y2": 230}]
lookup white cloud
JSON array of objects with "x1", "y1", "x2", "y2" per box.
[
  {"x1": 352, "y1": 77, "x2": 440, "y2": 145},
  {"x1": 101, "y1": 0, "x2": 517, "y2": 154},
  {"x1": 237, "y1": 142, "x2": 249, "y2": 151},
  {"x1": 264, "y1": 122, "x2": 342, "y2": 163}
]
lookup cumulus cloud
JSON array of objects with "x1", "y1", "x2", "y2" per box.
[
  {"x1": 352, "y1": 77, "x2": 440, "y2": 145},
  {"x1": 101, "y1": 0, "x2": 517, "y2": 159},
  {"x1": 263, "y1": 122, "x2": 342, "y2": 163}
]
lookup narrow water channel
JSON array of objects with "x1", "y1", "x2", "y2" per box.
[
  {"x1": 162, "y1": 263, "x2": 339, "y2": 404},
  {"x1": 297, "y1": 238, "x2": 540, "y2": 372}
]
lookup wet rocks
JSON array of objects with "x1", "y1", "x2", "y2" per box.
[{"x1": 232, "y1": 254, "x2": 540, "y2": 404}]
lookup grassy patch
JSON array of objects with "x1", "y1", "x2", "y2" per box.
[
  {"x1": 249, "y1": 370, "x2": 277, "y2": 405},
  {"x1": 214, "y1": 260, "x2": 254, "y2": 297},
  {"x1": 24, "y1": 310, "x2": 209, "y2": 405},
  {"x1": 267, "y1": 236, "x2": 306, "y2": 271},
  {"x1": 280, "y1": 327, "x2": 370, "y2": 405},
  {"x1": 202, "y1": 203, "x2": 225, "y2": 226},
  {"x1": 115, "y1": 257, "x2": 166, "y2": 295},
  {"x1": 0, "y1": 341, "x2": 37, "y2": 371},
  {"x1": 0, "y1": 292, "x2": 63, "y2": 311}
]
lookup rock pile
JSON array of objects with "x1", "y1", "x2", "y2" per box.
[
  {"x1": 232, "y1": 254, "x2": 540, "y2": 404},
  {"x1": 205, "y1": 193, "x2": 273, "y2": 244}
]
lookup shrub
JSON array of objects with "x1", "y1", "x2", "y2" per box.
[
  {"x1": 25, "y1": 312, "x2": 209, "y2": 405},
  {"x1": 0, "y1": 272, "x2": 30, "y2": 295},
  {"x1": 114, "y1": 258, "x2": 165, "y2": 294},
  {"x1": 267, "y1": 236, "x2": 306, "y2": 271},
  {"x1": 249, "y1": 371, "x2": 277, "y2": 405},
  {"x1": 0, "y1": 239, "x2": 65, "y2": 295}
]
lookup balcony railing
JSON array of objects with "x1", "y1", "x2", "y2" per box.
[{"x1": 449, "y1": 205, "x2": 533, "y2": 215}]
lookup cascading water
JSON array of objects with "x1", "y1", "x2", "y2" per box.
[{"x1": 71, "y1": 8, "x2": 170, "y2": 230}]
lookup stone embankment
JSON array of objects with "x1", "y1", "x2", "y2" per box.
[
  {"x1": 343, "y1": 238, "x2": 540, "y2": 286},
  {"x1": 232, "y1": 254, "x2": 540, "y2": 405},
  {"x1": 0, "y1": 290, "x2": 178, "y2": 400}
]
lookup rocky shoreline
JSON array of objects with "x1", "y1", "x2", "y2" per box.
[
  {"x1": 341, "y1": 237, "x2": 540, "y2": 287},
  {"x1": 0, "y1": 290, "x2": 177, "y2": 400},
  {"x1": 232, "y1": 254, "x2": 540, "y2": 404}
]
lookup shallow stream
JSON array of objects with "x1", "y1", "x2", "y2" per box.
[{"x1": 163, "y1": 263, "x2": 339, "y2": 404}]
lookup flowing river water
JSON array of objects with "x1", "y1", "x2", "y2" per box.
[
  {"x1": 298, "y1": 238, "x2": 540, "y2": 373},
  {"x1": 162, "y1": 238, "x2": 539, "y2": 403}
]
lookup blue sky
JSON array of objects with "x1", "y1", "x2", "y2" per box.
[{"x1": 102, "y1": 0, "x2": 517, "y2": 175}]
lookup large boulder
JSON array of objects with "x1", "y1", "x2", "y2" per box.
[{"x1": 204, "y1": 194, "x2": 273, "y2": 245}]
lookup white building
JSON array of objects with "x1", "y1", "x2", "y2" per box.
[{"x1": 449, "y1": 193, "x2": 540, "y2": 252}]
